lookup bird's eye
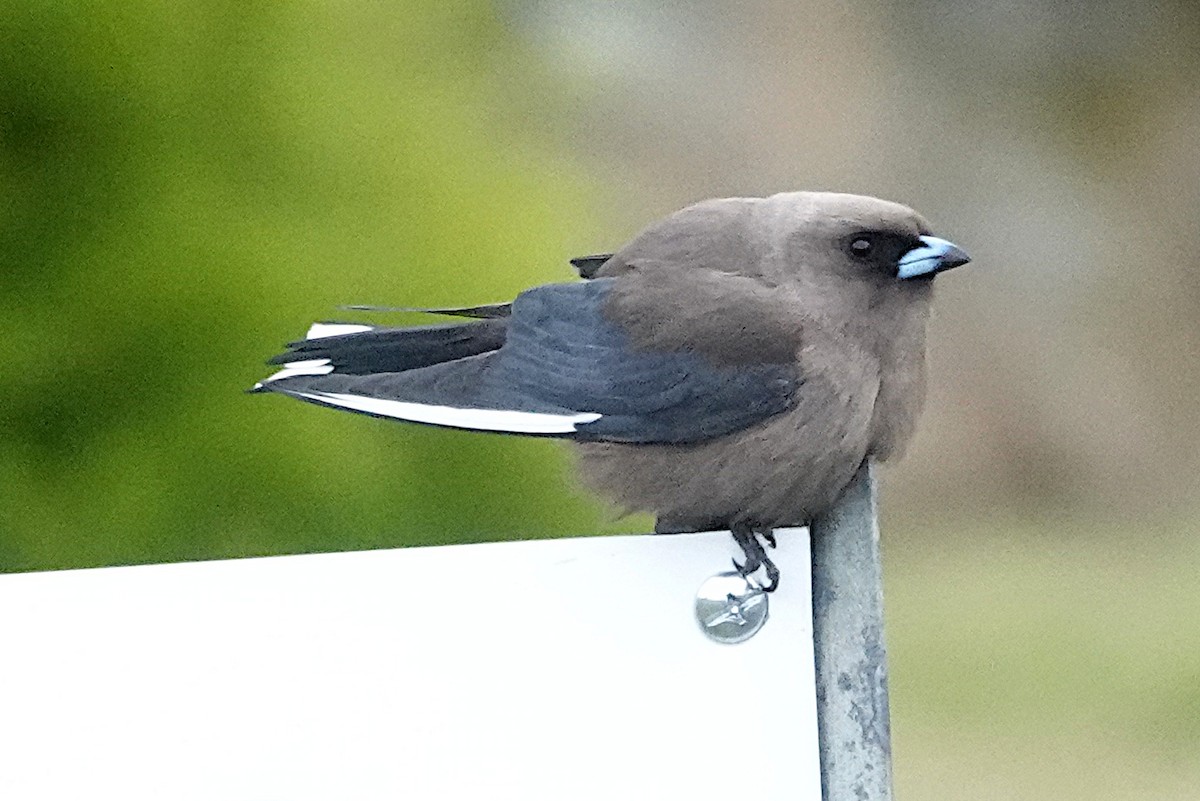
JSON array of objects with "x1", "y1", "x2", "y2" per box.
[{"x1": 848, "y1": 237, "x2": 874, "y2": 258}]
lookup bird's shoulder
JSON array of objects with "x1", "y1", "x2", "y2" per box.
[{"x1": 589, "y1": 262, "x2": 804, "y2": 368}]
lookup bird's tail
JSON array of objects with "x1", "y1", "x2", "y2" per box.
[{"x1": 250, "y1": 317, "x2": 507, "y2": 391}]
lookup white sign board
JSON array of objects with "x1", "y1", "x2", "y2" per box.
[{"x1": 0, "y1": 530, "x2": 821, "y2": 800}]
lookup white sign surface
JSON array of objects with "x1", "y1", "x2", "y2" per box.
[{"x1": 0, "y1": 530, "x2": 820, "y2": 800}]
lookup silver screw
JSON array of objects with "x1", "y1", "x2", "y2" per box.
[{"x1": 695, "y1": 571, "x2": 769, "y2": 644}]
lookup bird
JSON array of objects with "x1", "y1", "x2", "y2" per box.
[{"x1": 252, "y1": 191, "x2": 970, "y2": 590}]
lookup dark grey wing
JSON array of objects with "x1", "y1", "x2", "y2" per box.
[
  {"x1": 570, "y1": 254, "x2": 613, "y2": 279},
  {"x1": 255, "y1": 279, "x2": 799, "y2": 443},
  {"x1": 496, "y1": 280, "x2": 800, "y2": 442},
  {"x1": 338, "y1": 302, "x2": 512, "y2": 318}
]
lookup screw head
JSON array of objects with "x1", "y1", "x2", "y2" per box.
[{"x1": 695, "y1": 572, "x2": 769, "y2": 644}]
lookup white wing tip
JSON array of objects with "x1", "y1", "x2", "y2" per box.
[
  {"x1": 306, "y1": 323, "x2": 374, "y2": 340},
  {"x1": 262, "y1": 358, "x2": 334, "y2": 384}
]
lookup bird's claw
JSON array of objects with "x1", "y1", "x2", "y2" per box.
[
  {"x1": 730, "y1": 525, "x2": 780, "y2": 592},
  {"x1": 731, "y1": 556, "x2": 754, "y2": 575},
  {"x1": 732, "y1": 554, "x2": 779, "y2": 592},
  {"x1": 760, "y1": 557, "x2": 780, "y2": 592}
]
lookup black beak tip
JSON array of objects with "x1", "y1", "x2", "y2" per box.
[{"x1": 941, "y1": 246, "x2": 971, "y2": 271}]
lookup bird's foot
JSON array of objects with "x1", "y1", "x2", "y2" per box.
[
  {"x1": 730, "y1": 523, "x2": 764, "y2": 574},
  {"x1": 730, "y1": 524, "x2": 780, "y2": 593}
]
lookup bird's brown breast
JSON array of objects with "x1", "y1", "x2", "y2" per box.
[{"x1": 573, "y1": 333, "x2": 880, "y2": 528}]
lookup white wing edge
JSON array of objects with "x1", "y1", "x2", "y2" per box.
[
  {"x1": 253, "y1": 359, "x2": 335, "y2": 390},
  {"x1": 306, "y1": 323, "x2": 375, "y2": 340},
  {"x1": 290, "y1": 390, "x2": 602, "y2": 434}
]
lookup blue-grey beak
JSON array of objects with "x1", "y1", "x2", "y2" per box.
[{"x1": 897, "y1": 236, "x2": 971, "y2": 280}]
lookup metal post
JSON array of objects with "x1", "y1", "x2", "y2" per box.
[{"x1": 810, "y1": 462, "x2": 894, "y2": 801}]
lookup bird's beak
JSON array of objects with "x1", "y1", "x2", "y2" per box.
[{"x1": 897, "y1": 236, "x2": 971, "y2": 280}]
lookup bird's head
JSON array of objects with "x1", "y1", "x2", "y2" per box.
[
  {"x1": 596, "y1": 190, "x2": 970, "y2": 348},
  {"x1": 763, "y1": 191, "x2": 970, "y2": 289}
]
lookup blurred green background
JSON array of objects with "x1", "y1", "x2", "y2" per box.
[{"x1": 2, "y1": 0, "x2": 1199, "y2": 796}]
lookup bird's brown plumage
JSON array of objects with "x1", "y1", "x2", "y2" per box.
[{"x1": 574, "y1": 191, "x2": 939, "y2": 530}]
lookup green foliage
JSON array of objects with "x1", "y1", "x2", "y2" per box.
[{"x1": 0, "y1": 2, "x2": 643, "y2": 571}]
